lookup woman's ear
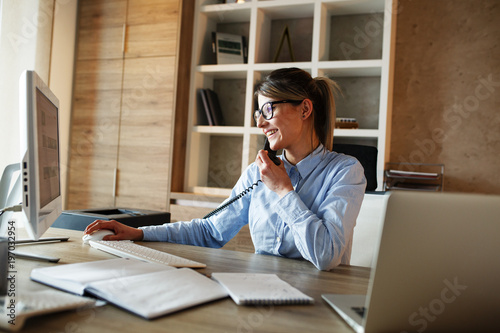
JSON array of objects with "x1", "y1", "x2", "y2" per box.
[{"x1": 301, "y1": 99, "x2": 314, "y2": 120}]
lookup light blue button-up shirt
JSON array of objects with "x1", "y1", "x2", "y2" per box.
[{"x1": 141, "y1": 144, "x2": 366, "y2": 270}]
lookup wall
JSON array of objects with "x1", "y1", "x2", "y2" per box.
[
  {"x1": 48, "y1": 0, "x2": 77, "y2": 207},
  {"x1": 391, "y1": 0, "x2": 500, "y2": 194},
  {"x1": 0, "y1": 0, "x2": 54, "y2": 172},
  {"x1": 0, "y1": 0, "x2": 76, "y2": 205}
]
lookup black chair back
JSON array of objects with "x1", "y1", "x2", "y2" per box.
[{"x1": 333, "y1": 143, "x2": 378, "y2": 191}]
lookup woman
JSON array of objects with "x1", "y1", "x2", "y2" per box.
[{"x1": 84, "y1": 67, "x2": 366, "y2": 270}]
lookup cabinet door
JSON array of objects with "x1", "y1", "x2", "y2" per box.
[
  {"x1": 115, "y1": 56, "x2": 176, "y2": 211},
  {"x1": 114, "y1": 0, "x2": 181, "y2": 210},
  {"x1": 67, "y1": 59, "x2": 123, "y2": 209},
  {"x1": 67, "y1": 1, "x2": 127, "y2": 209},
  {"x1": 125, "y1": 0, "x2": 180, "y2": 58},
  {"x1": 77, "y1": 0, "x2": 127, "y2": 60}
]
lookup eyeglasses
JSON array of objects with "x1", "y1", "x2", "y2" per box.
[{"x1": 253, "y1": 100, "x2": 303, "y2": 123}]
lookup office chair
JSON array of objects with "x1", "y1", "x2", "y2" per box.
[{"x1": 332, "y1": 143, "x2": 378, "y2": 192}]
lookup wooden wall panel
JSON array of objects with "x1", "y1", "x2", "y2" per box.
[
  {"x1": 126, "y1": 0, "x2": 180, "y2": 58},
  {"x1": 67, "y1": 59, "x2": 123, "y2": 209},
  {"x1": 116, "y1": 56, "x2": 176, "y2": 210},
  {"x1": 76, "y1": 0, "x2": 127, "y2": 60}
]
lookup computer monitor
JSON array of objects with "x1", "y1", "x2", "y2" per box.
[{"x1": 18, "y1": 70, "x2": 62, "y2": 240}]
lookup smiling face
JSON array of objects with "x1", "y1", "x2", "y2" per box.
[{"x1": 257, "y1": 95, "x2": 317, "y2": 164}]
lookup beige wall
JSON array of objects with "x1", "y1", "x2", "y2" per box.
[
  {"x1": 0, "y1": 0, "x2": 77, "y2": 207},
  {"x1": 0, "y1": 0, "x2": 54, "y2": 172},
  {"x1": 49, "y1": 0, "x2": 77, "y2": 208},
  {"x1": 391, "y1": 0, "x2": 500, "y2": 194}
]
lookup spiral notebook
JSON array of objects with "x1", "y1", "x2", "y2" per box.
[{"x1": 211, "y1": 273, "x2": 314, "y2": 305}]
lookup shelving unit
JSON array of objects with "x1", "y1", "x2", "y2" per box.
[{"x1": 184, "y1": 0, "x2": 396, "y2": 196}]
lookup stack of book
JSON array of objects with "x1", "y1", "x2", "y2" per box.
[{"x1": 198, "y1": 88, "x2": 225, "y2": 126}]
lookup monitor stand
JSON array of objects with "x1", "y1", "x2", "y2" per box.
[{"x1": 1, "y1": 163, "x2": 66, "y2": 262}]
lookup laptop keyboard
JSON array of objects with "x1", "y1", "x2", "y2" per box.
[{"x1": 351, "y1": 306, "x2": 366, "y2": 318}]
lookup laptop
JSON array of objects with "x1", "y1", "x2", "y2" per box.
[{"x1": 323, "y1": 190, "x2": 499, "y2": 333}]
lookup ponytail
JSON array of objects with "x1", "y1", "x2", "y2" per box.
[{"x1": 313, "y1": 77, "x2": 340, "y2": 151}]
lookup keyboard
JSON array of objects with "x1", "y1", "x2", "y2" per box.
[
  {"x1": 89, "y1": 240, "x2": 206, "y2": 268},
  {"x1": 0, "y1": 290, "x2": 96, "y2": 331}
]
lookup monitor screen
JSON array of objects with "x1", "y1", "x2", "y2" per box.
[
  {"x1": 36, "y1": 87, "x2": 60, "y2": 208},
  {"x1": 19, "y1": 70, "x2": 62, "y2": 240}
]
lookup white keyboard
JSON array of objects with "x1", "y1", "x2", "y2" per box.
[
  {"x1": 89, "y1": 240, "x2": 206, "y2": 268},
  {"x1": 0, "y1": 290, "x2": 96, "y2": 331}
]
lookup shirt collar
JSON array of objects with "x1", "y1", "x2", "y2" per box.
[{"x1": 282, "y1": 144, "x2": 325, "y2": 179}]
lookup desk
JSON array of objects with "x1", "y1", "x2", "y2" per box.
[{"x1": 14, "y1": 228, "x2": 370, "y2": 333}]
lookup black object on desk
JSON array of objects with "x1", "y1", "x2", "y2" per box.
[{"x1": 52, "y1": 208, "x2": 170, "y2": 231}]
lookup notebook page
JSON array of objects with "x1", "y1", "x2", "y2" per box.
[
  {"x1": 30, "y1": 258, "x2": 173, "y2": 295},
  {"x1": 86, "y1": 268, "x2": 228, "y2": 319}
]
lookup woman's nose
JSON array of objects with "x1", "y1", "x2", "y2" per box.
[{"x1": 256, "y1": 114, "x2": 266, "y2": 128}]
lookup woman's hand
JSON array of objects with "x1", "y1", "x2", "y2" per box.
[
  {"x1": 255, "y1": 150, "x2": 293, "y2": 198},
  {"x1": 84, "y1": 219, "x2": 144, "y2": 241}
]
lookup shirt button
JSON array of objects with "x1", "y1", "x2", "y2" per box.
[{"x1": 276, "y1": 236, "x2": 281, "y2": 242}]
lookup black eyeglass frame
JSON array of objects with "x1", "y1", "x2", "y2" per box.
[{"x1": 253, "y1": 100, "x2": 303, "y2": 123}]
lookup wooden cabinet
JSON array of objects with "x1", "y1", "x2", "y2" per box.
[
  {"x1": 67, "y1": 0, "x2": 181, "y2": 211},
  {"x1": 183, "y1": 0, "x2": 397, "y2": 195}
]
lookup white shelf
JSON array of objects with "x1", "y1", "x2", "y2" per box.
[
  {"x1": 193, "y1": 126, "x2": 246, "y2": 135},
  {"x1": 334, "y1": 129, "x2": 380, "y2": 138},
  {"x1": 184, "y1": 0, "x2": 396, "y2": 192},
  {"x1": 201, "y1": 3, "x2": 252, "y2": 22}
]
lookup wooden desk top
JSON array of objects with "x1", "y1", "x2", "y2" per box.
[{"x1": 13, "y1": 228, "x2": 370, "y2": 333}]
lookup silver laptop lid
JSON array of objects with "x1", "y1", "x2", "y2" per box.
[{"x1": 364, "y1": 191, "x2": 499, "y2": 333}]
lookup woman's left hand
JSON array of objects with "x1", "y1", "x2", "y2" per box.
[{"x1": 255, "y1": 150, "x2": 293, "y2": 198}]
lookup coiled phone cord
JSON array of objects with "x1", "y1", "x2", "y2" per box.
[{"x1": 203, "y1": 180, "x2": 262, "y2": 219}]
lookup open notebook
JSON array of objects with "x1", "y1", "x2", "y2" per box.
[{"x1": 31, "y1": 258, "x2": 228, "y2": 319}]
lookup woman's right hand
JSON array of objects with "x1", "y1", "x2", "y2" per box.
[{"x1": 84, "y1": 219, "x2": 144, "y2": 241}]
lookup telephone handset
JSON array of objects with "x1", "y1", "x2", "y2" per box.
[
  {"x1": 264, "y1": 138, "x2": 281, "y2": 166},
  {"x1": 203, "y1": 138, "x2": 281, "y2": 219}
]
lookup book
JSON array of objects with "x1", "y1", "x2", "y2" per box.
[
  {"x1": 198, "y1": 89, "x2": 214, "y2": 125},
  {"x1": 205, "y1": 89, "x2": 225, "y2": 126},
  {"x1": 199, "y1": 89, "x2": 225, "y2": 126},
  {"x1": 31, "y1": 258, "x2": 228, "y2": 319},
  {"x1": 211, "y1": 273, "x2": 314, "y2": 305}
]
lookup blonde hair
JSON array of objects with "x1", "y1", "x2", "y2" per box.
[{"x1": 254, "y1": 68, "x2": 340, "y2": 151}]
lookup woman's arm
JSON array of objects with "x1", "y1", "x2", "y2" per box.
[{"x1": 139, "y1": 166, "x2": 259, "y2": 247}]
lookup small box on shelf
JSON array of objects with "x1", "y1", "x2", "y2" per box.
[{"x1": 335, "y1": 117, "x2": 359, "y2": 129}]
